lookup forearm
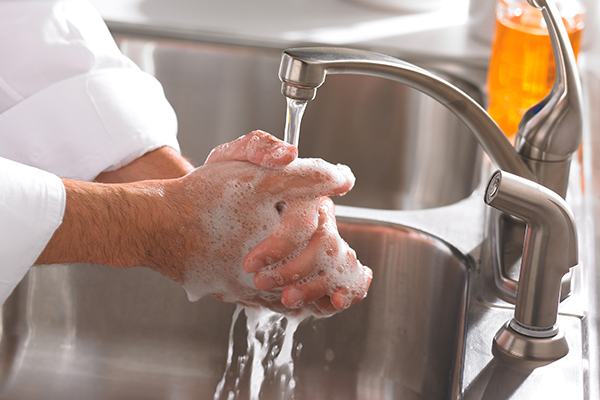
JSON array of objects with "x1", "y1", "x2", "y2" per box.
[
  {"x1": 35, "y1": 178, "x2": 168, "y2": 270},
  {"x1": 35, "y1": 145, "x2": 195, "y2": 273}
]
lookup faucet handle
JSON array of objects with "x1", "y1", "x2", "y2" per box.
[{"x1": 514, "y1": 0, "x2": 584, "y2": 180}]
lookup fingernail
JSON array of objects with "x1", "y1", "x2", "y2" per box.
[
  {"x1": 285, "y1": 288, "x2": 305, "y2": 308},
  {"x1": 340, "y1": 296, "x2": 352, "y2": 310},
  {"x1": 270, "y1": 143, "x2": 287, "y2": 159},
  {"x1": 255, "y1": 275, "x2": 277, "y2": 290},
  {"x1": 264, "y1": 144, "x2": 295, "y2": 166},
  {"x1": 244, "y1": 258, "x2": 264, "y2": 273}
]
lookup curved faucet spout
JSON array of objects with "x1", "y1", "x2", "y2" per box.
[{"x1": 278, "y1": 47, "x2": 536, "y2": 182}]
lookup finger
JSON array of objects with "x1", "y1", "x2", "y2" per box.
[
  {"x1": 257, "y1": 159, "x2": 355, "y2": 200},
  {"x1": 205, "y1": 130, "x2": 297, "y2": 166},
  {"x1": 280, "y1": 261, "x2": 371, "y2": 311},
  {"x1": 281, "y1": 279, "x2": 328, "y2": 309},
  {"x1": 243, "y1": 197, "x2": 320, "y2": 274},
  {"x1": 252, "y1": 198, "x2": 336, "y2": 288},
  {"x1": 280, "y1": 199, "x2": 371, "y2": 311},
  {"x1": 282, "y1": 272, "x2": 371, "y2": 311},
  {"x1": 330, "y1": 265, "x2": 373, "y2": 310}
]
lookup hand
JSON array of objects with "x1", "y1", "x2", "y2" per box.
[
  {"x1": 157, "y1": 157, "x2": 359, "y2": 316},
  {"x1": 191, "y1": 131, "x2": 372, "y2": 315},
  {"x1": 247, "y1": 197, "x2": 372, "y2": 315}
]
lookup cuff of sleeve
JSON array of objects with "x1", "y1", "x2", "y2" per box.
[
  {"x1": 0, "y1": 158, "x2": 65, "y2": 305},
  {"x1": 0, "y1": 68, "x2": 180, "y2": 181}
]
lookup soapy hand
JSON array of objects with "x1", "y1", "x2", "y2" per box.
[
  {"x1": 160, "y1": 131, "x2": 372, "y2": 316},
  {"x1": 246, "y1": 196, "x2": 372, "y2": 314}
]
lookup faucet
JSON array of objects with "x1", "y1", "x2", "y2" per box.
[{"x1": 277, "y1": 0, "x2": 582, "y2": 366}]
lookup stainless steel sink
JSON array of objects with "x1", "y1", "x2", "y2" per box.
[
  {"x1": 116, "y1": 36, "x2": 483, "y2": 210},
  {"x1": 0, "y1": 218, "x2": 470, "y2": 400}
]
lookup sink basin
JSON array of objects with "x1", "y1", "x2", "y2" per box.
[
  {"x1": 116, "y1": 36, "x2": 483, "y2": 210},
  {"x1": 0, "y1": 217, "x2": 470, "y2": 400}
]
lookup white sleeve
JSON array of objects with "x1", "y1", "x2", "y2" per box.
[
  {"x1": 0, "y1": 158, "x2": 65, "y2": 304},
  {"x1": 0, "y1": 0, "x2": 180, "y2": 181}
]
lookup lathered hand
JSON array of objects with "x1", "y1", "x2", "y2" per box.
[
  {"x1": 183, "y1": 132, "x2": 371, "y2": 315},
  {"x1": 247, "y1": 196, "x2": 372, "y2": 314}
]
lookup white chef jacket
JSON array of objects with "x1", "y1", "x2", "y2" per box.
[{"x1": 0, "y1": 0, "x2": 181, "y2": 304}]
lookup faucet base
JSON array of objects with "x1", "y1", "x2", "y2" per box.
[{"x1": 492, "y1": 319, "x2": 569, "y2": 369}]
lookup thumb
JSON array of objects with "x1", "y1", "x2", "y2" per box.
[
  {"x1": 205, "y1": 131, "x2": 297, "y2": 167},
  {"x1": 257, "y1": 158, "x2": 355, "y2": 200}
]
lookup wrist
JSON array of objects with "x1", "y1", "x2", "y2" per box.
[{"x1": 136, "y1": 177, "x2": 197, "y2": 282}]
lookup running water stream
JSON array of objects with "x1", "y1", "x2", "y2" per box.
[
  {"x1": 213, "y1": 306, "x2": 304, "y2": 400},
  {"x1": 283, "y1": 98, "x2": 308, "y2": 147}
]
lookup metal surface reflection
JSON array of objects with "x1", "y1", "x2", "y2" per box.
[
  {"x1": 117, "y1": 37, "x2": 483, "y2": 210},
  {"x1": 0, "y1": 218, "x2": 470, "y2": 400}
]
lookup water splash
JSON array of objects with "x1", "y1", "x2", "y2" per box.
[
  {"x1": 213, "y1": 306, "x2": 245, "y2": 400},
  {"x1": 284, "y1": 98, "x2": 308, "y2": 147},
  {"x1": 214, "y1": 305, "x2": 305, "y2": 400}
]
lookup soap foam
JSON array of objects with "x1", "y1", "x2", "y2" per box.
[
  {"x1": 182, "y1": 177, "x2": 279, "y2": 304},
  {"x1": 182, "y1": 158, "x2": 367, "y2": 315}
]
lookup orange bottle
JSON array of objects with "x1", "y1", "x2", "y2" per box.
[{"x1": 486, "y1": 0, "x2": 585, "y2": 142}]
